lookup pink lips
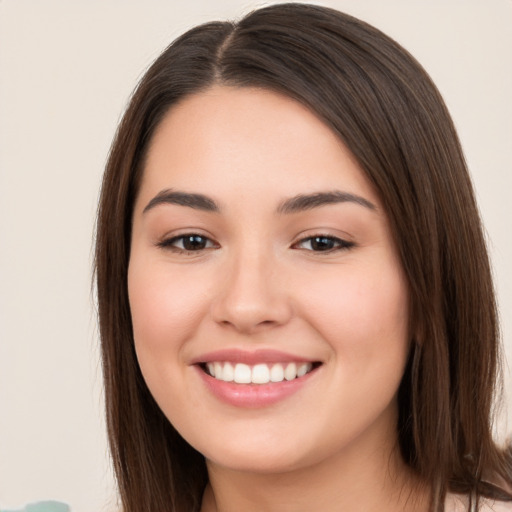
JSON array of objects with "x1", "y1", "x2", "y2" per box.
[
  {"x1": 192, "y1": 349, "x2": 320, "y2": 408},
  {"x1": 191, "y1": 348, "x2": 315, "y2": 365}
]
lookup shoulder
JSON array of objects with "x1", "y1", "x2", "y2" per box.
[
  {"x1": 481, "y1": 500, "x2": 512, "y2": 512},
  {"x1": 446, "y1": 494, "x2": 512, "y2": 512}
]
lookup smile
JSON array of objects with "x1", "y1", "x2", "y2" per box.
[
  {"x1": 205, "y1": 361, "x2": 314, "y2": 384},
  {"x1": 193, "y1": 349, "x2": 322, "y2": 407}
]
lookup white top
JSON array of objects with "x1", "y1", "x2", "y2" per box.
[{"x1": 446, "y1": 494, "x2": 512, "y2": 511}]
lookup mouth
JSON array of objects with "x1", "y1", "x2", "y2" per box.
[
  {"x1": 193, "y1": 351, "x2": 323, "y2": 407},
  {"x1": 199, "y1": 361, "x2": 321, "y2": 385}
]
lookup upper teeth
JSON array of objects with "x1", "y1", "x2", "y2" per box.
[{"x1": 206, "y1": 362, "x2": 313, "y2": 384}]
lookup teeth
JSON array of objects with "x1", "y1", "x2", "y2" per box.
[
  {"x1": 234, "y1": 363, "x2": 251, "y2": 383},
  {"x1": 297, "y1": 363, "x2": 310, "y2": 377},
  {"x1": 206, "y1": 362, "x2": 313, "y2": 384},
  {"x1": 284, "y1": 362, "x2": 297, "y2": 381},
  {"x1": 270, "y1": 363, "x2": 284, "y2": 382},
  {"x1": 221, "y1": 362, "x2": 234, "y2": 382},
  {"x1": 252, "y1": 364, "x2": 270, "y2": 384}
]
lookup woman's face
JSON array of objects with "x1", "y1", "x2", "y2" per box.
[{"x1": 128, "y1": 86, "x2": 410, "y2": 474}]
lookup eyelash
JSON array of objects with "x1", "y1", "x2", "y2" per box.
[
  {"x1": 157, "y1": 234, "x2": 218, "y2": 253},
  {"x1": 292, "y1": 235, "x2": 355, "y2": 253},
  {"x1": 157, "y1": 233, "x2": 354, "y2": 254}
]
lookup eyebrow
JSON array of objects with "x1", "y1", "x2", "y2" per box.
[
  {"x1": 142, "y1": 188, "x2": 376, "y2": 215},
  {"x1": 143, "y1": 189, "x2": 220, "y2": 214},
  {"x1": 276, "y1": 190, "x2": 376, "y2": 214}
]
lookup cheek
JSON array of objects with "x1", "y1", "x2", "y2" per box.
[
  {"x1": 298, "y1": 260, "x2": 410, "y2": 367},
  {"x1": 127, "y1": 257, "x2": 217, "y2": 422},
  {"x1": 127, "y1": 258, "x2": 210, "y2": 364}
]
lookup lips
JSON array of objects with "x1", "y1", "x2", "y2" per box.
[{"x1": 192, "y1": 349, "x2": 322, "y2": 407}]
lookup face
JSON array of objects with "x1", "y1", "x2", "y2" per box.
[{"x1": 128, "y1": 86, "x2": 410, "y2": 474}]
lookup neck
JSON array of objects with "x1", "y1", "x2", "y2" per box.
[{"x1": 200, "y1": 427, "x2": 429, "y2": 512}]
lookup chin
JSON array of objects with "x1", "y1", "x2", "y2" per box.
[
  {"x1": 189, "y1": 422, "x2": 338, "y2": 476},
  {"x1": 205, "y1": 446, "x2": 311, "y2": 475}
]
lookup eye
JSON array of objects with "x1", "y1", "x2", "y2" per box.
[
  {"x1": 293, "y1": 235, "x2": 354, "y2": 252},
  {"x1": 158, "y1": 234, "x2": 217, "y2": 252}
]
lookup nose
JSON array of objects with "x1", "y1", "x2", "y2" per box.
[{"x1": 210, "y1": 249, "x2": 293, "y2": 334}]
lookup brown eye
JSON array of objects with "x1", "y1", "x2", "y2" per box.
[
  {"x1": 158, "y1": 234, "x2": 217, "y2": 252},
  {"x1": 310, "y1": 236, "x2": 337, "y2": 251},
  {"x1": 180, "y1": 235, "x2": 209, "y2": 251},
  {"x1": 294, "y1": 235, "x2": 354, "y2": 252}
]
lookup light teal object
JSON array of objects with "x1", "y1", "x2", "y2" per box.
[{"x1": 1, "y1": 501, "x2": 70, "y2": 512}]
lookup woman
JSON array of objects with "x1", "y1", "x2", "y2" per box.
[{"x1": 95, "y1": 3, "x2": 512, "y2": 511}]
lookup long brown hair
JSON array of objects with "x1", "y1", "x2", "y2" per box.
[{"x1": 95, "y1": 3, "x2": 512, "y2": 511}]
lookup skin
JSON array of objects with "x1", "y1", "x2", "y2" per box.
[{"x1": 128, "y1": 86, "x2": 428, "y2": 511}]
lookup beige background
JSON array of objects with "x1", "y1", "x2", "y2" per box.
[{"x1": 0, "y1": 1, "x2": 511, "y2": 510}]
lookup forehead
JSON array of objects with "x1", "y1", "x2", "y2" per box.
[{"x1": 138, "y1": 85, "x2": 379, "y2": 211}]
